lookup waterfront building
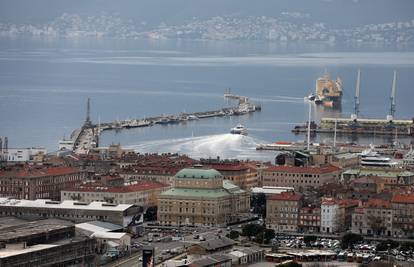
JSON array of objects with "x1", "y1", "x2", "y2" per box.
[
  {"x1": 343, "y1": 168, "x2": 414, "y2": 186},
  {"x1": 0, "y1": 166, "x2": 86, "y2": 200},
  {"x1": 311, "y1": 152, "x2": 360, "y2": 169},
  {"x1": 157, "y1": 167, "x2": 250, "y2": 227},
  {"x1": 61, "y1": 181, "x2": 169, "y2": 207},
  {"x1": 0, "y1": 147, "x2": 46, "y2": 162},
  {"x1": 266, "y1": 191, "x2": 302, "y2": 232},
  {"x1": 0, "y1": 198, "x2": 140, "y2": 226},
  {"x1": 351, "y1": 199, "x2": 392, "y2": 237},
  {"x1": 261, "y1": 165, "x2": 341, "y2": 190}
]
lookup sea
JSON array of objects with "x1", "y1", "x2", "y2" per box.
[{"x1": 0, "y1": 37, "x2": 413, "y2": 161}]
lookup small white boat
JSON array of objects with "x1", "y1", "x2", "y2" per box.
[
  {"x1": 230, "y1": 124, "x2": 248, "y2": 135},
  {"x1": 307, "y1": 92, "x2": 316, "y2": 101}
]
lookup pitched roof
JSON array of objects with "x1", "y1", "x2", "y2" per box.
[
  {"x1": 0, "y1": 166, "x2": 81, "y2": 178},
  {"x1": 391, "y1": 194, "x2": 414, "y2": 204},
  {"x1": 193, "y1": 236, "x2": 236, "y2": 251},
  {"x1": 176, "y1": 168, "x2": 222, "y2": 180},
  {"x1": 64, "y1": 181, "x2": 167, "y2": 193},
  {"x1": 364, "y1": 199, "x2": 391, "y2": 209},
  {"x1": 268, "y1": 191, "x2": 302, "y2": 201},
  {"x1": 160, "y1": 188, "x2": 230, "y2": 198},
  {"x1": 265, "y1": 165, "x2": 340, "y2": 174}
]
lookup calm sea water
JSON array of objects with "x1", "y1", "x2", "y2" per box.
[{"x1": 0, "y1": 37, "x2": 413, "y2": 161}]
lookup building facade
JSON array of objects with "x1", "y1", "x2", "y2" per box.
[
  {"x1": 262, "y1": 165, "x2": 341, "y2": 190},
  {"x1": 0, "y1": 198, "x2": 140, "y2": 227},
  {"x1": 351, "y1": 199, "x2": 392, "y2": 237},
  {"x1": 391, "y1": 194, "x2": 414, "y2": 238},
  {"x1": 202, "y1": 161, "x2": 259, "y2": 190},
  {"x1": 157, "y1": 168, "x2": 250, "y2": 227},
  {"x1": 266, "y1": 191, "x2": 302, "y2": 232},
  {"x1": 61, "y1": 181, "x2": 169, "y2": 207},
  {"x1": 298, "y1": 206, "x2": 321, "y2": 233},
  {"x1": 0, "y1": 166, "x2": 86, "y2": 200}
]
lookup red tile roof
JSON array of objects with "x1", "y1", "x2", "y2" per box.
[
  {"x1": 65, "y1": 181, "x2": 168, "y2": 193},
  {"x1": 391, "y1": 194, "x2": 414, "y2": 204},
  {"x1": 265, "y1": 165, "x2": 340, "y2": 174},
  {"x1": 364, "y1": 199, "x2": 391, "y2": 209},
  {"x1": 268, "y1": 191, "x2": 302, "y2": 201},
  {"x1": 0, "y1": 166, "x2": 81, "y2": 178},
  {"x1": 207, "y1": 164, "x2": 250, "y2": 172}
]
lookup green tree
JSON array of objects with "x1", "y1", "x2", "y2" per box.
[
  {"x1": 242, "y1": 223, "x2": 264, "y2": 240},
  {"x1": 251, "y1": 193, "x2": 267, "y2": 218},
  {"x1": 304, "y1": 235, "x2": 317, "y2": 246},
  {"x1": 400, "y1": 241, "x2": 414, "y2": 251},
  {"x1": 376, "y1": 239, "x2": 399, "y2": 251},
  {"x1": 263, "y1": 228, "x2": 276, "y2": 244},
  {"x1": 144, "y1": 206, "x2": 157, "y2": 221},
  {"x1": 226, "y1": 230, "x2": 240, "y2": 240},
  {"x1": 341, "y1": 233, "x2": 364, "y2": 249}
]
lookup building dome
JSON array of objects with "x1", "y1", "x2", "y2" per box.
[{"x1": 175, "y1": 168, "x2": 222, "y2": 180}]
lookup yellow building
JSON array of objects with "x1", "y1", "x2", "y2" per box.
[{"x1": 157, "y1": 167, "x2": 250, "y2": 227}]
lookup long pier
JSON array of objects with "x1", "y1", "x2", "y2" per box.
[
  {"x1": 292, "y1": 117, "x2": 414, "y2": 137},
  {"x1": 70, "y1": 94, "x2": 260, "y2": 154}
]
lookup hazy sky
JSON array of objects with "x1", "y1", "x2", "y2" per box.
[{"x1": 0, "y1": 0, "x2": 413, "y2": 27}]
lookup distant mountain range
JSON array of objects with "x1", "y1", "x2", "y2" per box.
[
  {"x1": 0, "y1": 13, "x2": 413, "y2": 44},
  {"x1": 0, "y1": 0, "x2": 413, "y2": 28}
]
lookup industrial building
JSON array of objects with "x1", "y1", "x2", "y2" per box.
[{"x1": 0, "y1": 198, "x2": 141, "y2": 227}]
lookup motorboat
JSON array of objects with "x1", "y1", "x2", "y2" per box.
[{"x1": 230, "y1": 124, "x2": 248, "y2": 135}]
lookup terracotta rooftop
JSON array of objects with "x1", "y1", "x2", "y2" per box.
[
  {"x1": 0, "y1": 166, "x2": 81, "y2": 178},
  {"x1": 206, "y1": 164, "x2": 250, "y2": 172},
  {"x1": 321, "y1": 198, "x2": 359, "y2": 207},
  {"x1": 265, "y1": 165, "x2": 340, "y2": 174},
  {"x1": 268, "y1": 191, "x2": 302, "y2": 201},
  {"x1": 364, "y1": 199, "x2": 391, "y2": 209},
  {"x1": 391, "y1": 194, "x2": 414, "y2": 204},
  {"x1": 64, "y1": 181, "x2": 168, "y2": 193}
]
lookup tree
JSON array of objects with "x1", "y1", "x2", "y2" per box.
[
  {"x1": 304, "y1": 235, "x2": 317, "y2": 246},
  {"x1": 251, "y1": 193, "x2": 267, "y2": 218},
  {"x1": 242, "y1": 223, "x2": 264, "y2": 240},
  {"x1": 341, "y1": 233, "x2": 364, "y2": 249},
  {"x1": 400, "y1": 241, "x2": 414, "y2": 252},
  {"x1": 226, "y1": 230, "x2": 240, "y2": 240},
  {"x1": 376, "y1": 239, "x2": 399, "y2": 252},
  {"x1": 263, "y1": 228, "x2": 275, "y2": 244},
  {"x1": 144, "y1": 206, "x2": 157, "y2": 221}
]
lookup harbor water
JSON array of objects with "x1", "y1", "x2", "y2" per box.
[{"x1": 0, "y1": 37, "x2": 413, "y2": 161}]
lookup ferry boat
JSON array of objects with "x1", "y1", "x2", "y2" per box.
[
  {"x1": 230, "y1": 124, "x2": 248, "y2": 135},
  {"x1": 360, "y1": 145, "x2": 398, "y2": 167}
]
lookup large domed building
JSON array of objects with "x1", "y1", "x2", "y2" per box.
[{"x1": 157, "y1": 166, "x2": 250, "y2": 227}]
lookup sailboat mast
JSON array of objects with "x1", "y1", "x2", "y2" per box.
[{"x1": 307, "y1": 102, "x2": 311, "y2": 151}]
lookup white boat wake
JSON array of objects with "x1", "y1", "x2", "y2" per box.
[{"x1": 126, "y1": 133, "x2": 276, "y2": 161}]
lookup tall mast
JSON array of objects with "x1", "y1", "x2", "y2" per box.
[
  {"x1": 307, "y1": 102, "x2": 311, "y2": 151},
  {"x1": 352, "y1": 69, "x2": 361, "y2": 120},
  {"x1": 389, "y1": 70, "x2": 397, "y2": 120},
  {"x1": 333, "y1": 119, "x2": 337, "y2": 150},
  {"x1": 85, "y1": 98, "x2": 92, "y2": 127}
]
